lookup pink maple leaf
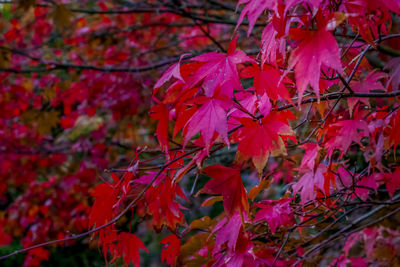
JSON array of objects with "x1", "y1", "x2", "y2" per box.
[
  {"x1": 186, "y1": 36, "x2": 253, "y2": 97},
  {"x1": 287, "y1": 15, "x2": 342, "y2": 105},
  {"x1": 284, "y1": 0, "x2": 323, "y2": 13},
  {"x1": 381, "y1": 0, "x2": 400, "y2": 14},
  {"x1": 183, "y1": 96, "x2": 232, "y2": 152},
  {"x1": 348, "y1": 71, "x2": 387, "y2": 114},
  {"x1": 254, "y1": 198, "x2": 294, "y2": 233},
  {"x1": 325, "y1": 120, "x2": 369, "y2": 159},
  {"x1": 293, "y1": 164, "x2": 327, "y2": 205},
  {"x1": 260, "y1": 23, "x2": 286, "y2": 66},
  {"x1": 153, "y1": 54, "x2": 189, "y2": 89},
  {"x1": 385, "y1": 57, "x2": 400, "y2": 90},
  {"x1": 354, "y1": 175, "x2": 378, "y2": 201},
  {"x1": 212, "y1": 212, "x2": 243, "y2": 253},
  {"x1": 236, "y1": 0, "x2": 277, "y2": 36},
  {"x1": 300, "y1": 143, "x2": 320, "y2": 171},
  {"x1": 213, "y1": 233, "x2": 258, "y2": 267}
]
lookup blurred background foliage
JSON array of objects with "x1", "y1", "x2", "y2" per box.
[{"x1": 0, "y1": 0, "x2": 250, "y2": 265}]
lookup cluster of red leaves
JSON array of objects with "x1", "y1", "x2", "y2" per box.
[{"x1": 1, "y1": 0, "x2": 400, "y2": 266}]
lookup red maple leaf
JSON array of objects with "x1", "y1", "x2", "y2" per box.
[
  {"x1": 241, "y1": 63, "x2": 291, "y2": 101},
  {"x1": 160, "y1": 234, "x2": 180, "y2": 266},
  {"x1": 183, "y1": 95, "x2": 232, "y2": 152},
  {"x1": 384, "y1": 168, "x2": 400, "y2": 198},
  {"x1": 25, "y1": 248, "x2": 50, "y2": 267},
  {"x1": 389, "y1": 109, "x2": 400, "y2": 151},
  {"x1": 233, "y1": 112, "x2": 294, "y2": 173},
  {"x1": 89, "y1": 183, "x2": 118, "y2": 227},
  {"x1": 149, "y1": 103, "x2": 170, "y2": 152},
  {"x1": 173, "y1": 104, "x2": 197, "y2": 138},
  {"x1": 185, "y1": 36, "x2": 253, "y2": 97},
  {"x1": 114, "y1": 233, "x2": 148, "y2": 267},
  {"x1": 141, "y1": 175, "x2": 187, "y2": 230},
  {"x1": 202, "y1": 165, "x2": 249, "y2": 216}
]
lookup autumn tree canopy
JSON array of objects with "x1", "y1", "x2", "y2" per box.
[{"x1": 1, "y1": 0, "x2": 400, "y2": 266}]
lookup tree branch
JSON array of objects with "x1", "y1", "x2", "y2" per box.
[
  {"x1": 277, "y1": 90, "x2": 400, "y2": 111},
  {"x1": 0, "y1": 57, "x2": 181, "y2": 73}
]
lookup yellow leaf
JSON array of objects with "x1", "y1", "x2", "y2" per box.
[
  {"x1": 248, "y1": 178, "x2": 271, "y2": 200},
  {"x1": 52, "y1": 4, "x2": 72, "y2": 31},
  {"x1": 41, "y1": 87, "x2": 56, "y2": 102},
  {"x1": 0, "y1": 48, "x2": 10, "y2": 68},
  {"x1": 314, "y1": 102, "x2": 326, "y2": 117},
  {"x1": 20, "y1": 6, "x2": 35, "y2": 27},
  {"x1": 17, "y1": 0, "x2": 36, "y2": 11},
  {"x1": 185, "y1": 255, "x2": 209, "y2": 267},
  {"x1": 326, "y1": 12, "x2": 347, "y2": 31},
  {"x1": 190, "y1": 216, "x2": 213, "y2": 230},
  {"x1": 68, "y1": 115, "x2": 103, "y2": 141},
  {"x1": 38, "y1": 111, "x2": 60, "y2": 135},
  {"x1": 201, "y1": 196, "x2": 223, "y2": 207},
  {"x1": 180, "y1": 233, "x2": 208, "y2": 260},
  {"x1": 21, "y1": 110, "x2": 60, "y2": 135},
  {"x1": 21, "y1": 79, "x2": 34, "y2": 92}
]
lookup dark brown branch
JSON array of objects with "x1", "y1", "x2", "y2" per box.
[
  {"x1": 277, "y1": 90, "x2": 400, "y2": 111},
  {"x1": 272, "y1": 231, "x2": 291, "y2": 267},
  {"x1": 0, "y1": 57, "x2": 181, "y2": 73}
]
